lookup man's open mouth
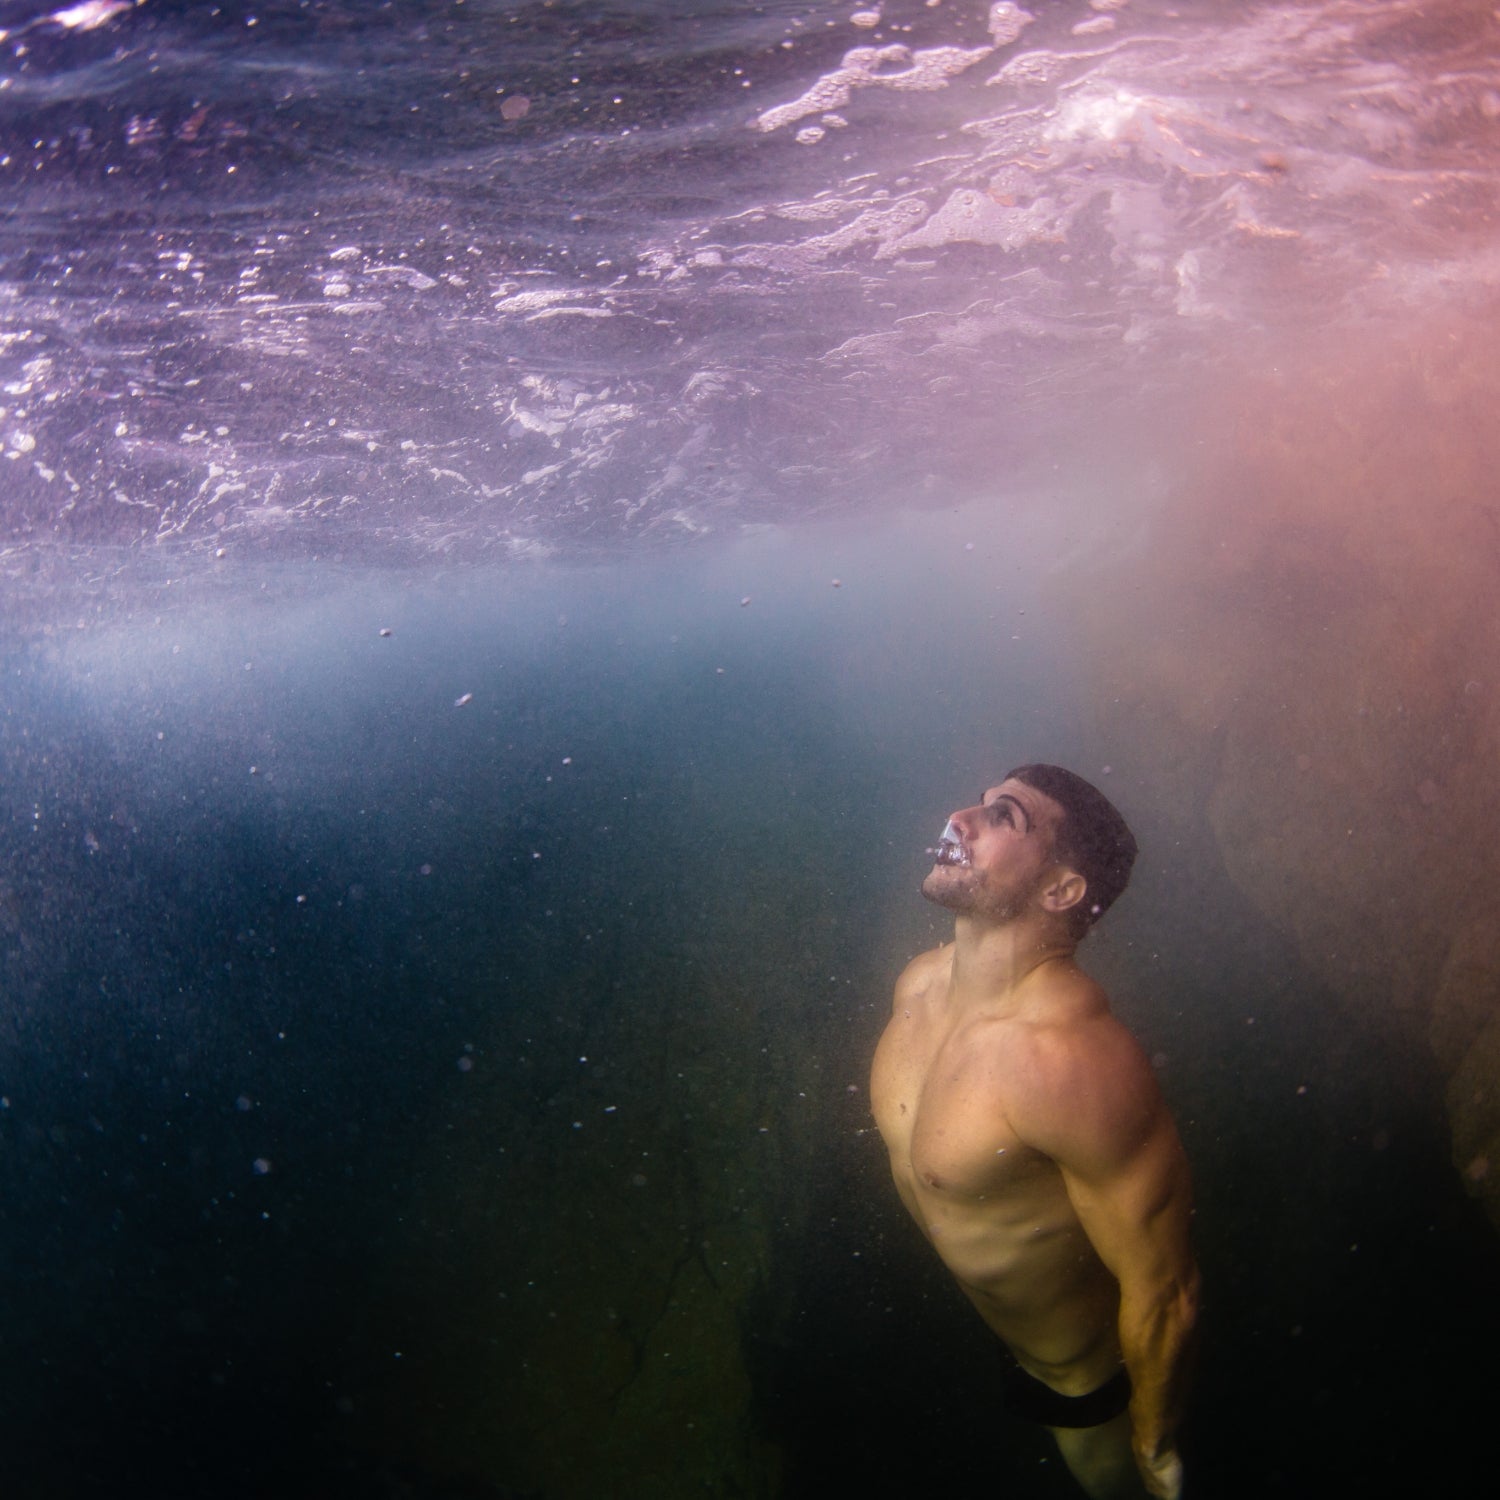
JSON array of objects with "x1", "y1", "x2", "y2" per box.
[{"x1": 928, "y1": 820, "x2": 971, "y2": 868}]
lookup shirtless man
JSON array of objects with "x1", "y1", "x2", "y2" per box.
[{"x1": 870, "y1": 764, "x2": 1199, "y2": 1499}]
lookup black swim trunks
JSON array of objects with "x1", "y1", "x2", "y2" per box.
[{"x1": 998, "y1": 1351, "x2": 1132, "y2": 1429}]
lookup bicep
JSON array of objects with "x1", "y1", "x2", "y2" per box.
[
  {"x1": 1004, "y1": 1021, "x2": 1195, "y2": 1290},
  {"x1": 1060, "y1": 1114, "x2": 1195, "y2": 1290}
]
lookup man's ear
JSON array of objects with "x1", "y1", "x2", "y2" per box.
[{"x1": 1040, "y1": 867, "x2": 1087, "y2": 917}]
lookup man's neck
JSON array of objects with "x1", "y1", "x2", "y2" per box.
[{"x1": 947, "y1": 912, "x2": 1076, "y2": 1016}]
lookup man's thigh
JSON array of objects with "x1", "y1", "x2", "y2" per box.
[{"x1": 1048, "y1": 1411, "x2": 1146, "y2": 1500}]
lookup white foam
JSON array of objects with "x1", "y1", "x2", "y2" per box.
[
  {"x1": 0, "y1": 0, "x2": 139, "y2": 40},
  {"x1": 883, "y1": 187, "x2": 1061, "y2": 257},
  {"x1": 987, "y1": 4, "x2": 1035, "y2": 47},
  {"x1": 755, "y1": 43, "x2": 993, "y2": 134}
]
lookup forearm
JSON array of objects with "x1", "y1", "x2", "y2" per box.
[{"x1": 1118, "y1": 1269, "x2": 1200, "y2": 1468}]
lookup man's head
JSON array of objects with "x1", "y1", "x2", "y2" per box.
[
  {"x1": 1003, "y1": 764, "x2": 1137, "y2": 935},
  {"x1": 921, "y1": 763, "x2": 1137, "y2": 938}
]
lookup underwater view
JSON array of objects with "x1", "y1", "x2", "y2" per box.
[{"x1": 4, "y1": 1, "x2": 1500, "y2": 1495}]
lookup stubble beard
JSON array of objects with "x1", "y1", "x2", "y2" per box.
[
  {"x1": 920, "y1": 864, "x2": 1038, "y2": 923},
  {"x1": 921, "y1": 866, "x2": 972, "y2": 911}
]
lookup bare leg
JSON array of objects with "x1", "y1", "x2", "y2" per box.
[{"x1": 1048, "y1": 1412, "x2": 1147, "y2": 1500}]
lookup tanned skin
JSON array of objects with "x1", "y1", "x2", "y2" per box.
[{"x1": 870, "y1": 778, "x2": 1199, "y2": 1499}]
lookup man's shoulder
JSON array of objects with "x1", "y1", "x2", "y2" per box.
[
  {"x1": 1023, "y1": 1010, "x2": 1156, "y2": 1097},
  {"x1": 1002, "y1": 997, "x2": 1164, "y2": 1164},
  {"x1": 893, "y1": 944, "x2": 950, "y2": 1005},
  {"x1": 1017, "y1": 963, "x2": 1143, "y2": 1060}
]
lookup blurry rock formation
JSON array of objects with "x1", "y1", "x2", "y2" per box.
[{"x1": 1073, "y1": 307, "x2": 1500, "y2": 1234}]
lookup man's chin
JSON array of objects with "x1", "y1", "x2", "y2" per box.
[{"x1": 921, "y1": 869, "x2": 972, "y2": 910}]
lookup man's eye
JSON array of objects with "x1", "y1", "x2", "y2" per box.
[{"x1": 990, "y1": 803, "x2": 1012, "y2": 824}]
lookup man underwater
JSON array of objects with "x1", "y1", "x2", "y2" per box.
[{"x1": 871, "y1": 765, "x2": 1199, "y2": 1499}]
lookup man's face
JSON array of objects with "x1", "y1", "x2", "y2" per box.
[{"x1": 920, "y1": 777, "x2": 1068, "y2": 920}]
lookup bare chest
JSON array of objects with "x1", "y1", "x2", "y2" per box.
[{"x1": 872, "y1": 1011, "x2": 1053, "y2": 1203}]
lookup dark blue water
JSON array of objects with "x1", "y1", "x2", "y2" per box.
[
  {"x1": 0, "y1": 522, "x2": 1495, "y2": 1497},
  {"x1": 4, "y1": 2, "x2": 1500, "y2": 1497}
]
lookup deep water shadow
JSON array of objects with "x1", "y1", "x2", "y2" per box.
[{"x1": 751, "y1": 816, "x2": 1500, "y2": 1500}]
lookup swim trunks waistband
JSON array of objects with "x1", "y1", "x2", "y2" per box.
[{"x1": 997, "y1": 1352, "x2": 1132, "y2": 1429}]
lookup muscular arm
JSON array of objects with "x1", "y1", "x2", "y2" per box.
[{"x1": 1014, "y1": 1022, "x2": 1200, "y2": 1498}]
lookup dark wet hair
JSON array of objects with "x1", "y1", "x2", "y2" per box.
[{"x1": 1005, "y1": 764, "x2": 1138, "y2": 934}]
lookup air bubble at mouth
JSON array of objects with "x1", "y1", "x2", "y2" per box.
[{"x1": 927, "y1": 819, "x2": 968, "y2": 865}]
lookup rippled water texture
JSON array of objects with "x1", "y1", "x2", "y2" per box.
[{"x1": 3, "y1": 0, "x2": 1498, "y2": 573}]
